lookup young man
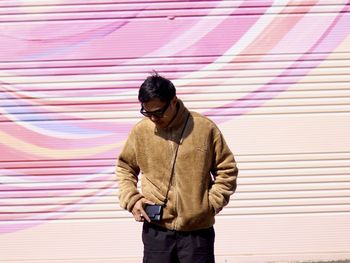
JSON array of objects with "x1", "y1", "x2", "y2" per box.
[{"x1": 116, "y1": 73, "x2": 238, "y2": 263}]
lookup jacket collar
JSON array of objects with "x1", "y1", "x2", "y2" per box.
[{"x1": 156, "y1": 99, "x2": 189, "y2": 132}]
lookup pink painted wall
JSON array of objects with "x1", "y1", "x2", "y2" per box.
[{"x1": 1, "y1": 1, "x2": 350, "y2": 262}]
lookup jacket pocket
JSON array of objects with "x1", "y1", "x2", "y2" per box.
[
  {"x1": 141, "y1": 175, "x2": 166, "y2": 204},
  {"x1": 208, "y1": 198, "x2": 216, "y2": 216}
]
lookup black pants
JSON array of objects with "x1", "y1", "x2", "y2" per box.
[{"x1": 142, "y1": 222, "x2": 215, "y2": 263}]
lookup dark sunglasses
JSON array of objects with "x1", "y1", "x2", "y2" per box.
[{"x1": 140, "y1": 101, "x2": 171, "y2": 118}]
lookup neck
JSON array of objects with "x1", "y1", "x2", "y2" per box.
[{"x1": 165, "y1": 101, "x2": 179, "y2": 128}]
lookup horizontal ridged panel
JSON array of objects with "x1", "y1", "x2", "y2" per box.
[
  {"x1": 0, "y1": 2, "x2": 349, "y2": 23},
  {"x1": 1, "y1": 151, "x2": 350, "y2": 220}
]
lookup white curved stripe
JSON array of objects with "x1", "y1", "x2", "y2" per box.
[
  {"x1": 0, "y1": 108, "x2": 111, "y2": 139},
  {"x1": 174, "y1": 0, "x2": 291, "y2": 88},
  {"x1": 148, "y1": 1, "x2": 244, "y2": 57},
  {"x1": 175, "y1": 0, "x2": 346, "y2": 95},
  {"x1": 270, "y1": 0, "x2": 348, "y2": 53}
]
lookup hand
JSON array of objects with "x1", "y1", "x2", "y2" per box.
[{"x1": 131, "y1": 198, "x2": 154, "y2": 223}]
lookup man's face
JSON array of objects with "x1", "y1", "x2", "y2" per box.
[{"x1": 140, "y1": 97, "x2": 178, "y2": 128}]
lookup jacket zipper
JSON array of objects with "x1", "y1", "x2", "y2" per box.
[{"x1": 170, "y1": 136, "x2": 178, "y2": 230}]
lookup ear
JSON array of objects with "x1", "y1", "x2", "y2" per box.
[{"x1": 171, "y1": 96, "x2": 178, "y2": 106}]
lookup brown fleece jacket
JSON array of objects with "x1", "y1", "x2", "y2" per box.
[{"x1": 116, "y1": 100, "x2": 238, "y2": 231}]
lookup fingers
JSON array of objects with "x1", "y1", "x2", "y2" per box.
[
  {"x1": 140, "y1": 208, "x2": 151, "y2": 223},
  {"x1": 141, "y1": 199, "x2": 154, "y2": 223},
  {"x1": 133, "y1": 213, "x2": 144, "y2": 222},
  {"x1": 134, "y1": 214, "x2": 144, "y2": 222},
  {"x1": 131, "y1": 198, "x2": 154, "y2": 223}
]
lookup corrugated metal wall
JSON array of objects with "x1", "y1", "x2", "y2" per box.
[{"x1": 0, "y1": 1, "x2": 350, "y2": 262}]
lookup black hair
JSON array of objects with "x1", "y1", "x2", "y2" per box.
[{"x1": 138, "y1": 72, "x2": 176, "y2": 103}]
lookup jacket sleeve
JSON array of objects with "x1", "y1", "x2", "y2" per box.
[
  {"x1": 116, "y1": 129, "x2": 143, "y2": 212},
  {"x1": 209, "y1": 127, "x2": 238, "y2": 215}
]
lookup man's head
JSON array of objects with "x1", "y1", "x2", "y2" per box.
[{"x1": 138, "y1": 73, "x2": 178, "y2": 128}]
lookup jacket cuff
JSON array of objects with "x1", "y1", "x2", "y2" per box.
[
  {"x1": 208, "y1": 194, "x2": 218, "y2": 215},
  {"x1": 126, "y1": 193, "x2": 144, "y2": 212}
]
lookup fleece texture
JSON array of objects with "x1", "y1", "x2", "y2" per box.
[{"x1": 116, "y1": 100, "x2": 238, "y2": 231}]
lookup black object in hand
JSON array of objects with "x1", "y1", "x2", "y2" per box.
[{"x1": 145, "y1": 204, "x2": 163, "y2": 221}]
